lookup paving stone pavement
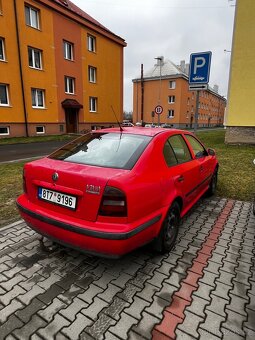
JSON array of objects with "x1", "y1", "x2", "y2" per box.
[{"x1": 0, "y1": 197, "x2": 254, "y2": 340}]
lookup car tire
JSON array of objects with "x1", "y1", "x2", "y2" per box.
[
  {"x1": 207, "y1": 168, "x2": 218, "y2": 196},
  {"x1": 153, "y1": 201, "x2": 180, "y2": 254}
]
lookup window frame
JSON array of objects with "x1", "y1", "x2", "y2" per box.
[
  {"x1": 0, "y1": 126, "x2": 10, "y2": 136},
  {"x1": 25, "y1": 5, "x2": 40, "y2": 29},
  {"x1": 167, "y1": 109, "x2": 174, "y2": 119},
  {"x1": 31, "y1": 88, "x2": 45, "y2": 108},
  {"x1": 87, "y1": 34, "x2": 96, "y2": 52},
  {"x1": 0, "y1": 37, "x2": 6, "y2": 61},
  {"x1": 36, "y1": 125, "x2": 45, "y2": 134},
  {"x1": 88, "y1": 66, "x2": 96, "y2": 83},
  {"x1": 0, "y1": 83, "x2": 9, "y2": 106},
  {"x1": 64, "y1": 76, "x2": 75, "y2": 94},
  {"x1": 169, "y1": 80, "x2": 176, "y2": 89},
  {"x1": 28, "y1": 47, "x2": 42, "y2": 69},
  {"x1": 168, "y1": 95, "x2": 175, "y2": 104},
  {"x1": 63, "y1": 40, "x2": 74, "y2": 61},
  {"x1": 89, "y1": 97, "x2": 97, "y2": 112}
]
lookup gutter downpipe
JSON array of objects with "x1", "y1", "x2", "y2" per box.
[{"x1": 14, "y1": 0, "x2": 29, "y2": 137}]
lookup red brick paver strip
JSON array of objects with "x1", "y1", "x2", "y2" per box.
[{"x1": 153, "y1": 200, "x2": 235, "y2": 339}]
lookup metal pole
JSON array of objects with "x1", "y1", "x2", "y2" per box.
[
  {"x1": 14, "y1": 0, "x2": 29, "y2": 137},
  {"x1": 155, "y1": 57, "x2": 162, "y2": 127},
  {"x1": 194, "y1": 90, "x2": 200, "y2": 133},
  {"x1": 141, "y1": 64, "x2": 144, "y2": 126}
]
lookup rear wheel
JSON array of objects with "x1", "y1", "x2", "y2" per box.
[
  {"x1": 207, "y1": 169, "x2": 218, "y2": 196},
  {"x1": 153, "y1": 202, "x2": 180, "y2": 253}
]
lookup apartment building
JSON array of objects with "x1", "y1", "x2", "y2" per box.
[
  {"x1": 132, "y1": 58, "x2": 226, "y2": 128},
  {"x1": 225, "y1": 0, "x2": 255, "y2": 144},
  {"x1": 0, "y1": 0, "x2": 126, "y2": 137}
]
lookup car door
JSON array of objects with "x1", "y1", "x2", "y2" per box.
[
  {"x1": 163, "y1": 134, "x2": 201, "y2": 208},
  {"x1": 184, "y1": 134, "x2": 212, "y2": 193}
]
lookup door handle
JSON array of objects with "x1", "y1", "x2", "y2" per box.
[
  {"x1": 177, "y1": 175, "x2": 184, "y2": 182},
  {"x1": 200, "y1": 165, "x2": 204, "y2": 172}
]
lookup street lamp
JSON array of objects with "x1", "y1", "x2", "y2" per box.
[{"x1": 154, "y1": 56, "x2": 163, "y2": 126}]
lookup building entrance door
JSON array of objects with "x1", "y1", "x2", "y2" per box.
[{"x1": 65, "y1": 109, "x2": 78, "y2": 133}]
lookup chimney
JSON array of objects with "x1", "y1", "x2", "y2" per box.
[
  {"x1": 213, "y1": 84, "x2": 219, "y2": 93},
  {"x1": 185, "y1": 63, "x2": 190, "y2": 75},
  {"x1": 155, "y1": 56, "x2": 164, "y2": 66},
  {"x1": 180, "y1": 60, "x2": 185, "y2": 72}
]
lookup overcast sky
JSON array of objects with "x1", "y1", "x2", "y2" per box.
[{"x1": 73, "y1": 0, "x2": 236, "y2": 111}]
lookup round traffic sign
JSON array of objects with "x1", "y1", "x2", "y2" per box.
[{"x1": 155, "y1": 105, "x2": 163, "y2": 115}]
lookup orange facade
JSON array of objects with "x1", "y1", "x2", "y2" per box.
[
  {"x1": 133, "y1": 74, "x2": 226, "y2": 128},
  {"x1": 0, "y1": 0, "x2": 126, "y2": 137}
]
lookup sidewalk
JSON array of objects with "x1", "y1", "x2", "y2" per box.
[{"x1": 0, "y1": 197, "x2": 254, "y2": 340}]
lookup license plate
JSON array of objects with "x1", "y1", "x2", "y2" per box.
[{"x1": 38, "y1": 187, "x2": 76, "y2": 210}]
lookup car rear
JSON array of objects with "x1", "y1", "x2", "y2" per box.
[{"x1": 17, "y1": 130, "x2": 163, "y2": 257}]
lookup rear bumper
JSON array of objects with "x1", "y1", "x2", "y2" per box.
[{"x1": 16, "y1": 195, "x2": 163, "y2": 257}]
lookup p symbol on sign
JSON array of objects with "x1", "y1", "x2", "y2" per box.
[{"x1": 194, "y1": 57, "x2": 206, "y2": 74}]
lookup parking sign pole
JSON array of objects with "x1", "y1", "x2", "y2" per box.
[{"x1": 194, "y1": 90, "x2": 200, "y2": 133}]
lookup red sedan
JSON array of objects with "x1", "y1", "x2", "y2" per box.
[{"x1": 17, "y1": 127, "x2": 218, "y2": 257}]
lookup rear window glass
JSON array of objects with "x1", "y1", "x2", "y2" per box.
[{"x1": 49, "y1": 132, "x2": 152, "y2": 170}]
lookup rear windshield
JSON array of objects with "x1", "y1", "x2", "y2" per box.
[{"x1": 49, "y1": 132, "x2": 152, "y2": 170}]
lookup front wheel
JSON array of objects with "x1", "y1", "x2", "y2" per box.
[{"x1": 153, "y1": 202, "x2": 180, "y2": 254}]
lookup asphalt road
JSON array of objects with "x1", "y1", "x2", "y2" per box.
[{"x1": 0, "y1": 141, "x2": 68, "y2": 163}]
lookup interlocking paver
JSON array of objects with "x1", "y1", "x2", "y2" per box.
[
  {"x1": 0, "y1": 298, "x2": 24, "y2": 323},
  {"x1": 132, "y1": 311, "x2": 160, "y2": 339},
  {"x1": 0, "y1": 198, "x2": 253, "y2": 339},
  {"x1": 13, "y1": 315, "x2": 47, "y2": 340},
  {"x1": 38, "y1": 297, "x2": 67, "y2": 322},
  {"x1": 81, "y1": 297, "x2": 107, "y2": 320},
  {"x1": 177, "y1": 310, "x2": 203, "y2": 338},
  {"x1": 61, "y1": 312, "x2": 92, "y2": 339},
  {"x1": 108, "y1": 312, "x2": 137, "y2": 339},
  {"x1": 37, "y1": 314, "x2": 70, "y2": 339}
]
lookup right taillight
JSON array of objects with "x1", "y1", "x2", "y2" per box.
[
  {"x1": 23, "y1": 168, "x2": 27, "y2": 193},
  {"x1": 99, "y1": 186, "x2": 127, "y2": 217}
]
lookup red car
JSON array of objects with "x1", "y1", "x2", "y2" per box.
[{"x1": 17, "y1": 127, "x2": 218, "y2": 257}]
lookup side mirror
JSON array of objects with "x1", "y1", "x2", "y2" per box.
[{"x1": 207, "y1": 148, "x2": 215, "y2": 156}]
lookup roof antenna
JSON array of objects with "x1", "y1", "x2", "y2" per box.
[{"x1": 111, "y1": 105, "x2": 123, "y2": 132}]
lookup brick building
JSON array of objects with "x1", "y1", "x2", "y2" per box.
[
  {"x1": 0, "y1": 0, "x2": 126, "y2": 137},
  {"x1": 132, "y1": 57, "x2": 226, "y2": 128}
]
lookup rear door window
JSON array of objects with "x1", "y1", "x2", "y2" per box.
[
  {"x1": 164, "y1": 134, "x2": 192, "y2": 166},
  {"x1": 185, "y1": 134, "x2": 207, "y2": 158}
]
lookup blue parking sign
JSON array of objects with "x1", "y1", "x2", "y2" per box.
[{"x1": 189, "y1": 52, "x2": 212, "y2": 84}]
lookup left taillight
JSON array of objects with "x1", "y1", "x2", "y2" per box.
[
  {"x1": 23, "y1": 168, "x2": 27, "y2": 193},
  {"x1": 99, "y1": 186, "x2": 127, "y2": 217}
]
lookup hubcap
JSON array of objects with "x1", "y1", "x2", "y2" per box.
[{"x1": 165, "y1": 210, "x2": 177, "y2": 245}]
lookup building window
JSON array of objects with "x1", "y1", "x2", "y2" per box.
[
  {"x1": 169, "y1": 81, "x2": 176, "y2": 89},
  {"x1": 89, "y1": 97, "x2": 97, "y2": 112},
  {"x1": 168, "y1": 95, "x2": 175, "y2": 104},
  {"x1": 63, "y1": 40, "x2": 74, "y2": 60},
  {"x1": 88, "y1": 66, "x2": 96, "y2": 83},
  {"x1": 87, "y1": 35, "x2": 96, "y2": 52},
  {"x1": 65, "y1": 76, "x2": 75, "y2": 94},
  {"x1": 28, "y1": 47, "x2": 42, "y2": 69},
  {"x1": 25, "y1": 5, "x2": 40, "y2": 29},
  {"x1": 168, "y1": 109, "x2": 174, "y2": 118},
  {"x1": 0, "y1": 38, "x2": 5, "y2": 61},
  {"x1": 0, "y1": 126, "x2": 10, "y2": 135},
  {"x1": 31, "y1": 88, "x2": 45, "y2": 108},
  {"x1": 0, "y1": 84, "x2": 9, "y2": 106},
  {"x1": 36, "y1": 126, "x2": 45, "y2": 134}
]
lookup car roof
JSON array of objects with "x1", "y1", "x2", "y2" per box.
[{"x1": 92, "y1": 127, "x2": 193, "y2": 137}]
